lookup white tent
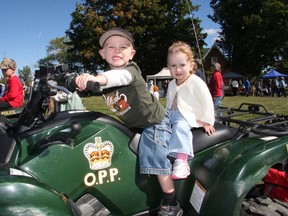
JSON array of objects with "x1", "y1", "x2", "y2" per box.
[
  {"x1": 146, "y1": 67, "x2": 173, "y2": 82},
  {"x1": 146, "y1": 67, "x2": 173, "y2": 98}
]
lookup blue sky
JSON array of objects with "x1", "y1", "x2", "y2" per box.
[
  {"x1": 0, "y1": 0, "x2": 220, "y2": 73},
  {"x1": 192, "y1": 0, "x2": 220, "y2": 47}
]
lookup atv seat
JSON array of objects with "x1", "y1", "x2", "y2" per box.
[
  {"x1": 129, "y1": 122, "x2": 236, "y2": 155},
  {"x1": 192, "y1": 122, "x2": 236, "y2": 153}
]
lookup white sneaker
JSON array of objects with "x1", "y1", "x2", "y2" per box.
[{"x1": 171, "y1": 159, "x2": 190, "y2": 180}]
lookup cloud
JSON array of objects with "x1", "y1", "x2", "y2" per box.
[
  {"x1": 202, "y1": 28, "x2": 220, "y2": 36},
  {"x1": 38, "y1": 31, "x2": 42, "y2": 40},
  {"x1": 202, "y1": 28, "x2": 221, "y2": 47}
]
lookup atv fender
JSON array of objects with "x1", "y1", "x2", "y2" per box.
[
  {"x1": 175, "y1": 136, "x2": 288, "y2": 216},
  {"x1": 0, "y1": 172, "x2": 77, "y2": 215}
]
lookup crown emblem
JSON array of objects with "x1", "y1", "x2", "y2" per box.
[{"x1": 83, "y1": 137, "x2": 114, "y2": 170}]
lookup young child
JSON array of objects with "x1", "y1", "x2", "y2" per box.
[
  {"x1": 153, "y1": 85, "x2": 160, "y2": 100},
  {"x1": 139, "y1": 41, "x2": 215, "y2": 215},
  {"x1": 0, "y1": 58, "x2": 23, "y2": 110},
  {"x1": 166, "y1": 41, "x2": 215, "y2": 179},
  {"x1": 75, "y1": 27, "x2": 165, "y2": 129}
]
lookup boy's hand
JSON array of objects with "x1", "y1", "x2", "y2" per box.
[{"x1": 75, "y1": 73, "x2": 95, "y2": 90}]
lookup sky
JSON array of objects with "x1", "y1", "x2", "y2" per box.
[
  {"x1": 0, "y1": 0, "x2": 220, "y2": 73},
  {"x1": 192, "y1": 0, "x2": 221, "y2": 47}
]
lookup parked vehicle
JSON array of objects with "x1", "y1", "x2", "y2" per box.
[{"x1": 0, "y1": 68, "x2": 287, "y2": 215}]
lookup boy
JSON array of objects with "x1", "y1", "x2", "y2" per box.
[
  {"x1": 76, "y1": 27, "x2": 164, "y2": 128},
  {"x1": 76, "y1": 27, "x2": 183, "y2": 215},
  {"x1": 0, "y1": 58, "x2": 23, "y2": 110}
]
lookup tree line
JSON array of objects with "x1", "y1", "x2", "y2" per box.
[{"x1": 16, "y1": 0, "x2": 288, "y2": 83}]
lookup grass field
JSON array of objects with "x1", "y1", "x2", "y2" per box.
[{"x1": 81, "y1": 95, "x2": 288, "y2": 117}]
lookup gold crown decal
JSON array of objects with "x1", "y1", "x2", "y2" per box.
[{"x1": 84, "y1": 137, "x2": 114, "y2": 170}]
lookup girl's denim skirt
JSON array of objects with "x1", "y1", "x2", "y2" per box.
[{"x1": 139, "y1": 110, "x2": 193, "y2": 175}]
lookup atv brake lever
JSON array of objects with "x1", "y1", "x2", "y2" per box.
[{"x1": 47, "y1": 80, "x2": 72, "y2": 98}]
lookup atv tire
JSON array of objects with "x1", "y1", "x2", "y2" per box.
[{"x1": 241, "y1": 197, "x2": 288, "y2": 216}]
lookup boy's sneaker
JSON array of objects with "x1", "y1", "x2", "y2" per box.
[
  {"x1": 158, "y1": 201, "x2": 183, "y2": 216},
  {"x1": 171, "y1": 159, "x2": 190, "y2": 180}
]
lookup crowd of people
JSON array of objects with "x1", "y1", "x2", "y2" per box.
[
  {"x1": 223, "y1": 77, "x2": 287, "y2": 98},
  {"x1": 256, "y1": 77, "x2": 287, "y2": 97}
]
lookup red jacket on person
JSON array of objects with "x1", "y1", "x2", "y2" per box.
[
  {"x1": 0, "y1": 75, "x2": 23, "y2": 108},
  {"x1": 209, "y1": 71, "x2": 223, "y2": 97}
]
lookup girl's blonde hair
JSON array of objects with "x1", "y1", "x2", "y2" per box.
[{"x1": 167, "y1": 41, "x2": 195, "y2": 74}]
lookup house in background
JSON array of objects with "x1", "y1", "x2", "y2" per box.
[{"x1": 202, "y1": 42, "x2": 229, "y2": 80}]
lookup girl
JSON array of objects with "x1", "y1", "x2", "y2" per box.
[{"x1": 139, "y1": 41, "x2": 215, "y2": 215}]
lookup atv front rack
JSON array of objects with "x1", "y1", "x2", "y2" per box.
[{"x1": 217, "y1": 103, "x2": 288, "y2": 137}]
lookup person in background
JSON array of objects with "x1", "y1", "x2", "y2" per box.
[
  {"x1": 0, "y1": 58, "x2": 23, "y2": 110},
  {"x1": 278, "y1": 77, "x2": 286, "y2": 97},
  {"x1": 231, "y1": 79, "x2": 239, "y2": 96},
  {"x1": 139, "y1": 41, "x2": 215, "y2": 216},
  {"x1": 194, "y1": 58, "x2": 206, "y2": 82},
  {"x1": 0, "y1": 83, "x2": 5, "y2": 97},
  {"x1": 147, "y1": 79, "x2": 154, "y2": 94},
  {"x1": 153, "y1": 85, "x2": 160, "y2": 100},
  {"x1": 162, "y1": 79, "x2": 169, "y2": 98},
  {"x1": 208, "y1": 62, "x2": 223, "y2": 110},
  {"x1": 244, "y1": 77, "x2": 251, "y2": 97},
  {"x1": 271, "y1": 78, "x2": 279, "y2": 97},
  {"x1": 267, "y1": 79, "x2": 272, "y2": 96},
  {"x1": 255, "y1": 79, "x2": 263, "y2": 96}
]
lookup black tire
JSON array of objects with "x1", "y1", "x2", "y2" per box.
[{"x1": 241, "y1": 197, "x2": 288, "y2": 216}]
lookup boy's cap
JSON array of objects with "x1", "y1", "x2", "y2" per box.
[
  {"x1": 0, "y1": 58, "x2": 16, "y2": 70},
  {"x1": 99, "y1": 27, "x2": 134, "y2": 47}
]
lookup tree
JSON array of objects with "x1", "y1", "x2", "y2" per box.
[
  {"x1": 210, "y1": 0, "x2": 288, "y2": 76},
  {"x1": 66, "y1": 0, "x2": 206, "y2": 76},
  {"x1": 38, "y1": 37, "x2": 80, "y2": 70},
  {"x1": 18, "y1": 66, "x2": 33, "y2": 86}
]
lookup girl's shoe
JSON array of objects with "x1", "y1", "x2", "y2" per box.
[{"x1": 171, "y1": 159, "x2": 190, "y2": 180}]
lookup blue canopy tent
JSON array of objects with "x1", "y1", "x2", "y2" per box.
[{"x1": 262, "y1": 69, "x2": 288, "y2": 78}]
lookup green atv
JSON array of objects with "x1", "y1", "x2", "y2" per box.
[{"x1": 0, "y1": 67, "x2": 287, "y2": 215}]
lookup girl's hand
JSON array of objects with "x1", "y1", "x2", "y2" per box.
[
  {"x1": 203, "y1": 124, "x2": 215, "y2": 136},
  {"x1": 197, "y1": 120, "x2": 215, "y2": 135}
]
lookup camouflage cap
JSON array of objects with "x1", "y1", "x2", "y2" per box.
[
  {"x1": 99, "y1": 27, "x2": 134, "y2": 47},
  {"x1": 0, "y1": 58, "x2": 16, "y2": 70}
]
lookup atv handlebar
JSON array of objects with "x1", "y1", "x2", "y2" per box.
[
  {"x1": 65, "y1": 73, "x2": 100, "y2": 93},
  {"x1": 86, "y1": 81, "x2": 100, "y2": 93}
]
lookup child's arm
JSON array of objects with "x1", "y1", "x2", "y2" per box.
[
  {"x1": 75, "y1": 73, "x2": 108, "y2": 90},
  {"x1": 196, "y1": 120, "x2": 215, "y2": 135},
  {"x1": 75, "y1": 69, "x2": 132, "y2": 90}
]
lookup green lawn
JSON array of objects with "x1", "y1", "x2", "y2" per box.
[
  {"x1": 221, "y1": 95, "x2": 288, "y2": 115},
  {"x1": 81, "y1": 95, "x2": 288, "y2": 117}
]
